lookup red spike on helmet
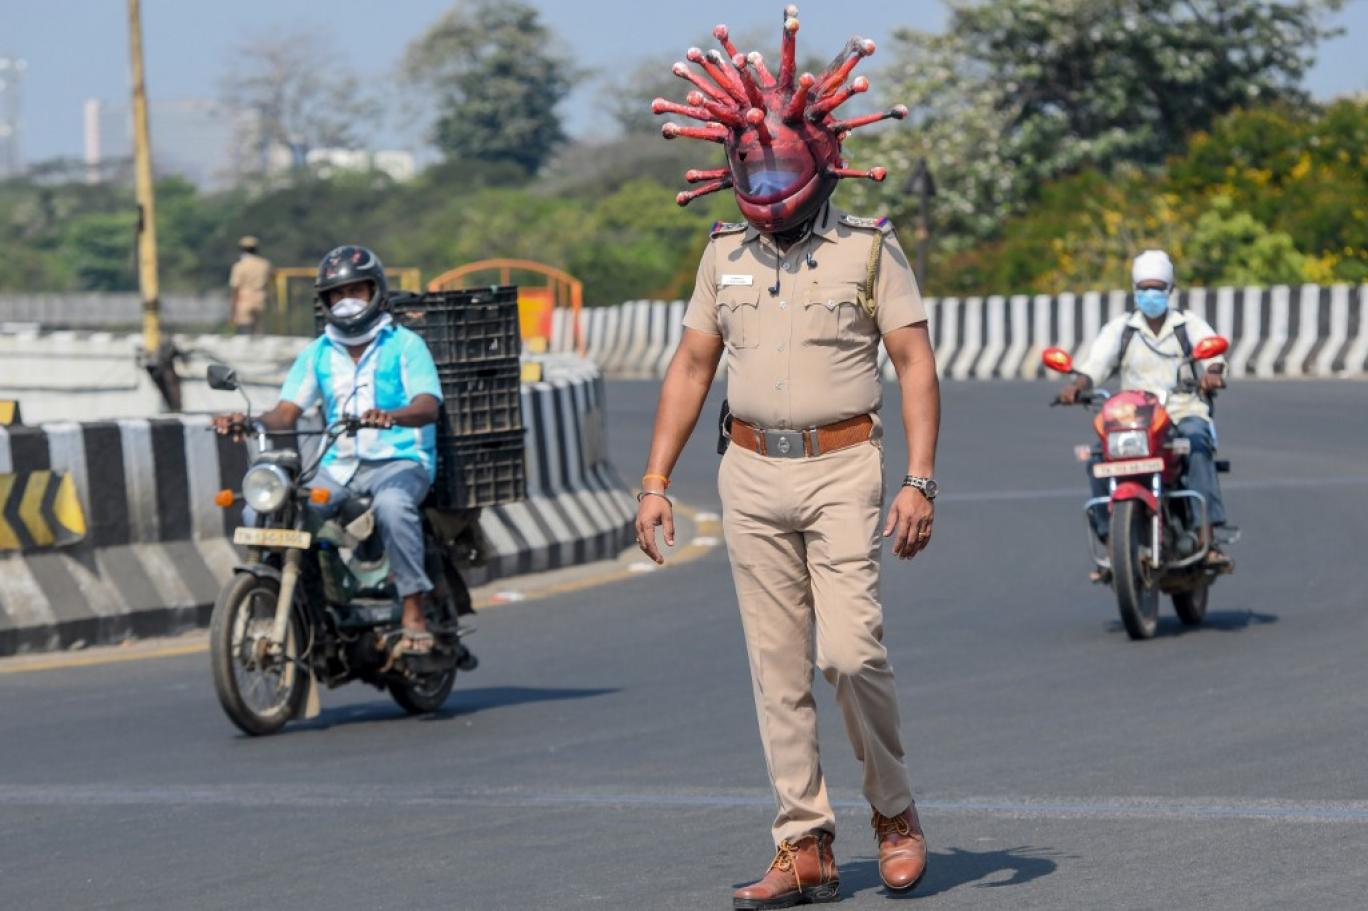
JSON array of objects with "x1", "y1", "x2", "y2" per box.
[{"x1": 654, "y1": 6, "x2": 907, "y2": 234}]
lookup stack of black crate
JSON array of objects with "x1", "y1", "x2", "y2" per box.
[
  {"x1": 314, "y1": 286, "x2": 526, "y2": 508},
  {"x1": 384, "y1": 286, "x2": 526, "y2": 510}
]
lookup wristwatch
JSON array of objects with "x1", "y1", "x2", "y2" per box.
[{"x1": 902, "y1": 476, "x2": 939, "y2": 500}]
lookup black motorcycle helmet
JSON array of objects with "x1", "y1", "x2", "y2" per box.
[{"x1": 314, "y1": 245, "x2": 389, "y2": 335}]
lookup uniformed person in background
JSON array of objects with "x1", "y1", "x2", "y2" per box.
[
  {"x1": 228, "y1": 235, "x2": 272, "y2": 335},
  {"x1": 638, "y1": 10, "x2": 941, "y2": 906}
]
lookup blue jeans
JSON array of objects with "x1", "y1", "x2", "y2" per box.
[
  {"x1": 1087, "y1": 417, "x2": 1227, "y2": 539},
  {"x1": 309, "y1": 460, "x2": 434, "y2": 598}
]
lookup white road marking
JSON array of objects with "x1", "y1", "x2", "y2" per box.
[{"x1": 3, "y1": 784, "x2": 1366, "y2": 824}]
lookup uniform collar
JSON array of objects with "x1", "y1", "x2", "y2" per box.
[
  {"x1": 741, "y1": 203, "x2": 842, "y2": 246},
  {"x1": 811, "y1": 204, "x2": 844, "y2": 243}
]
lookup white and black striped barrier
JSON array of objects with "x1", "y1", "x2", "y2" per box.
[
  {"x1": 0, "y1": 356, "x2": 633, "y2": 656},
  {"x1": 552, "y1": 284, "x2": 1368, "y2": 381}
]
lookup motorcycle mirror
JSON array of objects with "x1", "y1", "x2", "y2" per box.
[
  {"x1": 1192, "y1": 335, "x2": 1229, "y2": 360},
  {"x1": 1041, "y1": 347, "x2": 1074, "y2": 374},
  {"x1": 206, "y1": 364, "x2": 240, "y2": 391}
]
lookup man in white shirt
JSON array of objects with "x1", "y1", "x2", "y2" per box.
[{"x1": 1058, "y1": 250, "x2": 1231, "y2": 566}]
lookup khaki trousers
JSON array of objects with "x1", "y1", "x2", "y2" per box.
[{"x1": 719, "y1": 439, "x2": 913, "y2": 845}]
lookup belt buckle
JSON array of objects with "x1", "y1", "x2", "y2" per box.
[{"x1": 762, "y1": 429, "x2": 807, "y2": 458}]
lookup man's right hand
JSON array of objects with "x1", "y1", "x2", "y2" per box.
[
  {"x1": 212, "y1": 412, "x2": 247, "y2": 441},
  {"x1": 635, "y1": 493, "x2": 675, "y2": 566}
]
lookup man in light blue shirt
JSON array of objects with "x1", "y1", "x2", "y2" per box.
[{"x1": 216, "y1": 245, "x2": 443, "y2": 653}]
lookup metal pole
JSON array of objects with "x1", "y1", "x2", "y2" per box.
[
  {"x1": 915, "y1": 194, "x2": 929, "y2": 288},
  {"x1": 906, "y1": 158, "x2": 935, "y2": 291},
  {"x1": 127, "y1": 0, "x2": 180, "y2": 409}
]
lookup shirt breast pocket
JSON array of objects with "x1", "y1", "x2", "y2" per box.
[
  {"x1": 802, "y1": 283, "x2": 868, "y2": 347},
  {"x1": 717, "y1": 287, "x2": 761, "y2": 350}
]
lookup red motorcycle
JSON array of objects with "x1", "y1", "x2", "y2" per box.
[{"x1": 1043, "y1": 337, "x2": 1235, "y2": 639}]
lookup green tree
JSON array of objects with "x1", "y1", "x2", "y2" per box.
[
  {"x1": 62, "y1": 212, "x2": 138, "y2": 290},
  {"x1": 569, "y1": 178, "x2": 733, "y2": 305},
  {"x1": 1185, "y1": 195, "x2": 1307, "y2": 286},
  {"x1": 861, "y1": 0, "x2": 1344, "y2": 251},
  {"x1": 401, "y1": 0, "x2": 579, "y2": 173},
  {"x1": 932, "y1": 100, "x2": 1368, "y2": 295}
]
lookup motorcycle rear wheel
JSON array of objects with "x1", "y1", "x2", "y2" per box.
[
  {"x1": 1110, "y1": 499, "x2": 1160, "y2": 640},
  {"x1": 210, "y1": 573, "x2": 309, "y2": 736},
  {"x1": 1172, "y1": 583, "x2": 1209, "y2": 626},
  {"x1": 389, "y1": 669, "x2": 456, "y2": 715}
]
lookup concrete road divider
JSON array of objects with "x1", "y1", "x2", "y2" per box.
[
  {"x1": 0, "y1": 356, "x2": 634, "y2": 656},
  {"x1": 0, "y1": 470, "x2": 87, "y2": 550},
  {"x1": 552, "y1": 284, "x2": 1368, "y2": 381}
]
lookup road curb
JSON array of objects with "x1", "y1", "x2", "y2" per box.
[{"x1": 470, "y1": 501, "x2": 722, "y2": 610}]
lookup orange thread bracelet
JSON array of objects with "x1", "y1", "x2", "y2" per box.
[{"x1": 642, "y1": 473, "x2": 670, "y2": 489}]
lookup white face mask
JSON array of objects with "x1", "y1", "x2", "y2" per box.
[{"x1": 329, "y1": 297, "x2": 368, "y2": 320}]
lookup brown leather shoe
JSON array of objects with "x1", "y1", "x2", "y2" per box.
[
  {"x1": 733, "y1": 831, "x2": 839, "y2": 909},
  {"x1": 873, "y1": 804, "x2": 927, "y2": 892}
]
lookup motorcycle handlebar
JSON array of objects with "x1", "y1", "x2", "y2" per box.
[
  {"x1": 1051, "y1": 392, "x2": 1104, "y2": 408},
  {"x1": 206, "y1": 421, "x2": 326, "y2": 438}
]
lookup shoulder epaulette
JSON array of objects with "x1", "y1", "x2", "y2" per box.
[
  {"x1": 710, "y1": 220, "x2": 747, "y2": 238},
  {"x1": 841, "y1": 213, "x2": 894, "y2": 235}
]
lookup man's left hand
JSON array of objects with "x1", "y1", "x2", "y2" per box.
[
  {"x1": 883, "y1": 486, "x2": 934, "y2": 560},
  {"x1": 360, "y1": 408, "x2": 395, "y2": 429},
  {"x1": 1200, "y1": 371, "x2": 1226, "y2": 395}
]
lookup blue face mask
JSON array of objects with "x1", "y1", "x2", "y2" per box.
[{"x1": 1135, "y1": 288, "x2": 1170, "y2": 318}]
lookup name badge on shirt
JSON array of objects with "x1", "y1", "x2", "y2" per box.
[{"x1": 719, "y1": 274, "x2": 754, "y2": 287}]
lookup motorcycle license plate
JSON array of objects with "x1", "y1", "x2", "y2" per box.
[
  {"x1": 1092, "y1": 457, "x2": 1164, "y2": 479},
  {"x1": 233, "y1": 527, "x2": 312, "y2": 549}
]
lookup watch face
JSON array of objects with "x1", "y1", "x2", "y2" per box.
[{"x1": 924, "y1": 479, "x2": 940, "y2": 498}]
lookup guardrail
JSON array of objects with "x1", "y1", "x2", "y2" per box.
[
  {"x1": 550, "y1": 284, "x2": 1368, "y2": 380},
  {"x1": 0, "y1": 293, "x2": 228, "y2": 329}
]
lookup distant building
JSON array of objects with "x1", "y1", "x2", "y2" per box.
[
  {"x1": 85, "y1": 97, "x2": 249, "y2": 191},
  {"x1": 265, "y1": 145, "x2": 417, "y2": 183},
  {"x1": 84, "y1": 96, "x2": 416, "y2": 190},
  {"x1": 0, "y1": 55, "x2": 25, "y2": 178}
]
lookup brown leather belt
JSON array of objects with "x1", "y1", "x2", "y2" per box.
[{"x1": 729, "y1": 414, "x2": 873, "y2": 458}]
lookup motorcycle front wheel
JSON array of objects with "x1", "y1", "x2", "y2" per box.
[
  {"x1": 209, "y1": 573, "x2": 309, "y2": 736},
  {"x1": 1110, "y1": 499, "x2": 1160, "y2": 640}
]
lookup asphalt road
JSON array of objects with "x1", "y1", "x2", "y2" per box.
[{"x1": 2, "y1": 379, "x2": 1367, "y2": 911}]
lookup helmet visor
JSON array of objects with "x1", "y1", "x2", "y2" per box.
[{"x1": 728, "y1": 149, "x2": 816, "y2": 203}]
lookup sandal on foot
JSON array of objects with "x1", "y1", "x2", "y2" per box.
[{"x1": 397, "y1": 628, "x2": 434, "y2": 656}]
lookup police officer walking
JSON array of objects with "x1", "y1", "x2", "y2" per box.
[
  {"x1": 636, "y1": 9, "x2": 941, "y2": 906},
  {"x1": 229, "y1": 235, "x2": 272, "y2": 335}
]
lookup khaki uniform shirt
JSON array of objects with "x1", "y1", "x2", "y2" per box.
[
  {"x1": 682, "y1": 206, "x2": 926, "y2": 433},
  {"x1": 1077, "y1": 308, "x2": 1228, "y2": 424},
  {"x1": 229, "y1": 253, "x2": 272, "y2": 325}
]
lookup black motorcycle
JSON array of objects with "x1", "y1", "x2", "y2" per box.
[{"x1": 205, "y1": 364, "x2": 477, "y2": 736}]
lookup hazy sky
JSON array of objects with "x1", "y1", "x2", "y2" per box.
[{"x1": 5, "y1": 0, "x2": 1366, "y2": 165}]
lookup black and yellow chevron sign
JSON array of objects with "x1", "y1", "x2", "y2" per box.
[
  {"x1": 0, "y1": 471, "x2": 87, "y2": 551},
  {"x1": 0, "y1": 400, "x2": 19, "y2": 426}
]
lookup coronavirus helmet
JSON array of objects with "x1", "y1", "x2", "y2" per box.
[{"x1": 655, "y1": 5, "x2": 906, "y2": 234}]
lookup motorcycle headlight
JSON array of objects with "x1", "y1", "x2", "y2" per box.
[
  {"x1": 242, "y1": 463, "x2": 291, "y2": 513},
  {"x1": 1107, "y1": 430, "x2": 1151, "y2": 459}
]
